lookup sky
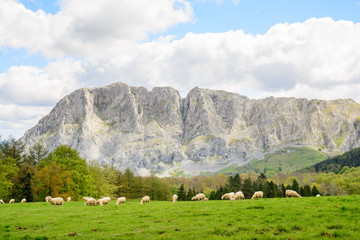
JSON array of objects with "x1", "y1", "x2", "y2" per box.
[{"x1": 1, "y1": 0, "x2": 360, "y2": 139}]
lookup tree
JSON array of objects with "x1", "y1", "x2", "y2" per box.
[
  {"x1": 177, "y1": 184, "x2": 186, "y2": 201},
  {"x1": 311, "y1": 185, "x2": 320, "y2": 196},
  {"x1": 291, "y1": 179, "x2": 300, "y2": 193},
  {"x1": 27, "y1": 142, "x2": 48, "y2": 165},
  {"x1": 0, "y1": 137, "x2": 25, "y2": 165},
  {"x1": 34, "y1": 162, "x2": 73, "y2": 199},
  {"x1": 40, "y1": 145, "x2": 92, "y2": 200},
  {"x1": 0, "y1": 157, "x2": 19, "y2": 200}
]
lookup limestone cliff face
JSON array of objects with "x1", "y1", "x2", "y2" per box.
[{"x1": 21, "y1": 82, "x2": 360, "y2": 176}]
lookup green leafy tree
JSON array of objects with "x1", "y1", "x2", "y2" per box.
[
  {"x1": 177, "y1": 184, "x2": 186, "y2": 201},
  {"x1": 0, "y1": 157, "x2": 19, "y2": 200}
]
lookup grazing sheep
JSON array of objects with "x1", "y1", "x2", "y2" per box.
[
  {"x1": 115, "y1": 197, "x2": 126, "y2": 205},
  {"x1": 9, "y1": 199, "x2": 15, "y2": 204},
  {"x1": 316, "y1": 194, "x2": 321, "y2": 197},
  {"x1": 103, "y1": 197, "x2": 111, "y2": 204},
  {"x1": 191, "y1": 193, "x2": 206, "y2": 201},
  {"x1": 221, "y1": 192, "x2": 235, "y2": 200},
  {"x1": 21, "y1": 198, "x2": 26, "y2": 203},
  {"x1": 48, "y1": 197, "x2": 64, "y2": 206},
  {"x1": 82, "y1": 197, "x2": 93, "y2": 202},
  {"x1": 251, "y1": 191, "x2": 264, "y2": 200},
  {"x1": 140, "y1": 196, "x2": 150, "y2": 204},
  {"x1": 84, "y1": 198, "x2": 96, "y2": 206},
  {"x1": 285, "y1": 190, "x2": 301, "y2": 198},
  {"x1": 96, "y1": 199, "x2": 104, "y2": 206},
  {"x1": 67, "y1": 197, "x2": 71, "y2": 202},
  {"x1": 233, "y1": 191, "x2": 245, "y2": 200},
  {"x1": 45, "y1": 196, "x2": 51, "y2": 202},
  {"x1": 204, "y1": 198, "x2": 208, "y2": 201},
  {"x1": 172, "y1": 194, "x2": 178, "y2": 203},
  {"x1": 0, "y1": 199, "x2": 4, "y2": 204}
]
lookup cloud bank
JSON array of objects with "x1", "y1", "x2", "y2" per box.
[{"x1": 1, "y1": 0, "x2": 360, "y2": 138}]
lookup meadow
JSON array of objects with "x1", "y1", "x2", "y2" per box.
[{"x1": 0, "y1": 195, "x2": 359, "y2": 239}]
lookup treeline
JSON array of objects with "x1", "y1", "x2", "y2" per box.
[
  {"x1": 0, "y1": 137, "x2": 174, "y2": 202},
  {"x1": 1, "y1": 137, "x2": 359, "y2": 202},
  {"x1": 174, "y1": 173, "x2": 320, "y2": 201},
  {"x1": 314, "y1": 147, "x2": 360, "y2": 173}
]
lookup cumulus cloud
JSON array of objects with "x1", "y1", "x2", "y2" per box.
[{"x1": 0, "y1": 0, "x2": 193, "y2": 59}]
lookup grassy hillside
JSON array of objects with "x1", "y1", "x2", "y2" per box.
[
  {"x1": 0, "y1": 196, "x2": 359, "y2": 239},
  {"x1": 218, "y1": 147, "x2": 328, "y2": 176}
]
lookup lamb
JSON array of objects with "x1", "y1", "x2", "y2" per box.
[
  {"x1": 191, "y1": 193, "x2": 206, "y2": 201},
  {"x1": 84, "y1": 198, "x2": 96, "y2": 206},
  {"x1": 251, "y1": 191, "x2": 264, "y2": 199},
  {"x1": 21, "y1": 198, "x2": 26, "y2": 203},
  {"x1": 204, "y1": 198, "x2": 208, "y2": 201},
  {"x1": 9, "y1": 199, "x2": 15, "y2": 203},
  {"x1": 140, "y1": 196, "x2": 150, "y2": 204},
  {"x1": 0, "y1": 199, "x2": 4, "y2": 204},
  {"x1": 285, "y1": 190, "x2": 301, "y2": 198},
  {"x1": 115, "y1": 197, "x2": 126, "y2": 205},
  {"x1": 316, "y1": 194, "x2": 321, "y2": 197},
  {"x1": 48, "y1": 197, "x2": 64, "y2": 206},
  {"x1": 67, "y1": 197, "x2": 71, "y2": 202},
  {"x1": 172, "y1": 194, "x2": 178, "y2": 203},
  {"x1": 233, "y1": 191, "x2": 245, "y2": 200}
]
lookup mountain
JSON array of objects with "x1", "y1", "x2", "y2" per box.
[{"x1": 21, "y1": 82, "x2": 360, "y2": 177}]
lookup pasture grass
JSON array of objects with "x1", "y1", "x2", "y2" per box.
[{"x1": 0, "y1": 195, "x2": 359, "y2": 239}]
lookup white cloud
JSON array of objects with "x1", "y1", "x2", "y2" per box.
[{"x1": 0, "y1": 0, "x2": 193, "y2": 59}]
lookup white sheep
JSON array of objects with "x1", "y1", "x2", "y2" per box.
[
  {"x1": 285, "y1": 190, "x2": 301, "y2": 198},
  {"x1": 172, "y1": 194, "x2": 178, "y2": 203},
  {"x1": 84, "y1": 198, "x2": 96, "y2": 206},
  {"x1": 204, "y1": 197, "x2": 208, "y2": 201},
  {"x1": 316, "y1": 194, "x2": 321, "y2": 197},
  {"x1": 103, "y1": 197, "x2": 111, "y2": 204},
  {"x1": 96, "y1": 199, "x2": 104, "y2": 206},
  {"x1": 45, "y1": 196, "x2": 52, "y2": 202},
  {"x1": 82, "y1": 197, "x2": 93, "y2": 202},
  {"x1": 9, "y1": 199, "x2": 15, "y2": 204},
  {"x1": 21, "y1": 198, "x2": 26, "y2": 203},
  {"x1": 233, "y1": 191, "x2": 245, "y2": 200},
  {"x1": 221, "y1": 192, "x2": 235, "y2": 200},
  {"x1": 140, "y1": 196, "x2": 150, "y2": 204},
  {"x1": 115, "y1": 197, "x2": 126, "y2": 205},
  {"x1": 251, "y1": 191, "x2": 263, "y2": 199},
  {"x1": 67, "y1": 197, "x2": 71, "y2": 202},
  {"x1": 191, "y1": 193, "x2": 206, "y2": 201},
  {"x1": 48, "y1": 197, "x2": 64, "y2": 206},
  {"x1": 0, "y1": 199, "x2": 4, "y2": 204}
]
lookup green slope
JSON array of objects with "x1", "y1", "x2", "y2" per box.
[{"x1": 218, "y1": 147, "x2": 328, "y2": 176}]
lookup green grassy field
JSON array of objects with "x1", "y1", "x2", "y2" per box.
[
  {"x1": 1, "y1": 195, "x2": 359, "y2": 239},
  {"x1": 218, "y1": 147, "x2": 328, "y2": 176}
]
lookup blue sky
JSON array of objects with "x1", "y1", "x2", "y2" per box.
[{"x1": 1, "y1": 0, "x2": 360, "y2": 138}]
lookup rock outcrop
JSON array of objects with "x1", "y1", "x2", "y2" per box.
[{"x1": 21, "y1": 82, "x2": 360, "y2": 176}]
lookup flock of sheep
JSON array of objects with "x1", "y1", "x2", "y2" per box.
[{"x1": 0, "y1": 190, "x2": 320, "y2": 206}]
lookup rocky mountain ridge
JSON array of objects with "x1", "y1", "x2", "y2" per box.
[{"x1": 21, "y1": 82, "x2": 360, "y2": 176}]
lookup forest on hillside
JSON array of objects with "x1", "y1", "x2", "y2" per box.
[{"x1": 1, "y1": 136, "x2": 359, "y2": 202}]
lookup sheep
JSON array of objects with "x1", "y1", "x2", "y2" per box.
[
  {"x1": 96, "y1": 199, "x2": 104, "y2": 206},
  {"x1": 233, "y1": 191, "x2": 245, "y2": 200},
  {"x1": 48, "y1": 197, "x2": 64, "y2": 206},
  {"x1": 102, "y1": 197, "x2": 111, "y2": 204},
  {"x1": 140, "y1": 196, "x2": 150, "y2": 204},
  {"x1": 84, "y1": 198, "x2": 96, "y2": 206},
  {"x1": 316, "y1": 194, "x2": 321, "y2": 197},
  {"x1": 115, "y1": 197, "x2": 126, "y2": 205},
  {"x1": 45, "y1": 196, "x2": 52, "y2": 202},
  {"x1": 21, "y1": 198, "x2": 26, "y2": 203},
  {"x1": 0, "y1": 199, "x2": 4, "y2": 204},
  {"x1": 67, "y1": 197, "x2": 71, "y2": 202},
  {"x1": 251, "y1": 191, "x2": 263, "y2": 199},
  {"x1": 9, "y1": 199, "x2": 15, "y2": 204},
  {"x1": 191, "y1": 193, "x2": 206, "y2": 201},
  {"x1": 172, "y1": 194, "x2": 178, "y2": 203},
  {"x1": 204, "y1": 198, "x2": 208, "y2": 201},
  {"x1": 82, "y1": 197, "x2": 93, "y2": 202},
  {"x1": 221, "y1": 192, "x2": 235, "y2": 200},
  {"x1": 285, "y1": 190, "x2": 301, "y2": 198}
]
